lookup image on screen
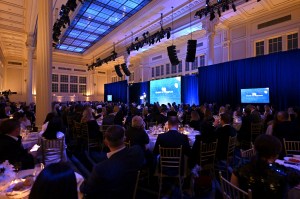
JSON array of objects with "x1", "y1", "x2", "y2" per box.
[
  {"x1": 241, "y1": 88, "x2": 269, "y2": 103},
  {"x1": 107, "y1": 95, "x2": 112, "y2": 102},
  {"x1": 150, "y1": 77, "x2": 181, "y2": 105}
]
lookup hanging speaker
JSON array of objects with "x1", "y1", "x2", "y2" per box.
[
  {"x1": 167, "y1": 45, "x2": 180, "y2": 66},
  {"x1": 114, "y1": 65, "x2": 123, "y2": 77},
  {"x1": 185, "y1": 40, "x2": 197, "y2": 62},
  {"x1": 121, "y1": 63, "x2": 131, "y2": 76}
]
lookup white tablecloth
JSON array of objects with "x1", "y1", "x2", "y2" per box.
[
  {"x1": 275, "y1": 159, "x2": 300, "y2": 199},
  {"x1": 146, "y1": 130, "x2": 200, "y2": 151},
  {"x1": 22, "y1": 133, "x2": 39, "y2": 150},
  {"x1": 275, "y1": 159, "x2": 300, "y2": 171},
  {"x1": 0, "y1": 166, "x2": 84, "y2": 199}
]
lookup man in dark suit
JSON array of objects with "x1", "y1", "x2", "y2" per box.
[
  {"x1": 215, "y1": 113, "x2": 237, "y2": 161},
  {"x1": 0, "y1": 119, "x2": 34, "y2": 170},
  {"x1": 153, "y1": 116, "x2": 191, "y2": 158},
  {"x1": 80, "y1": 125, "x2": 144, "y2": 199}
]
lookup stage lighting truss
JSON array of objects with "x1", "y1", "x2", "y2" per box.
[
  {"x1": 194, "y1": 0, "x2": 239, "y2": 21},
  {"x1": 87, "y1": 51, "x2": 117, "y2": 71}
]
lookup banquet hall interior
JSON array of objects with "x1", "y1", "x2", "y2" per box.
[{"x1": 0, "y1": 0, "x2": 300, "y2": 198}]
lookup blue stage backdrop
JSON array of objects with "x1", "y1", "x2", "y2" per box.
[
  {"x1": 104, "y1": 80, "x2": 127, "y2": 103},
  {"x1": 182, "y1": 75, "x2": 199, "y2": 105},
  {"x1": 198, "y1": 49, "x2": 300, "y2": 109},
  {"x1": 129, "y1": 81, "x2": 150, "y2": 104}
]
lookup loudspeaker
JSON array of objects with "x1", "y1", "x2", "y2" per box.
[
  {"x1": 167, "y1": 45, "x2": 180, "y2": 65},
  {"x1": 114, "y1": 65, "x2": 123, "y2": 77},
  {"x1": 185, "y1": 40, "x2": 197, "y2": 62},
  {"x1": 121, "y1": 63, "x2": 131, "y2": 76}
]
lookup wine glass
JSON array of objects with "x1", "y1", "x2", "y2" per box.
[{"x1": 14, "y1": 162, "x2": 22, "y2": 179}]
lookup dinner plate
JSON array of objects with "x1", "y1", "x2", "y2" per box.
[
  {"x1": 283, "y1": 157, "x2": 300, "y2": 164},
  {"x1": 5, "y1": 180, "x2": 31, "y2": 199}
]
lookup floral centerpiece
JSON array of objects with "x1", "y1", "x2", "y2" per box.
[{"x1": 0, "y1": 160, "x2": 16, "y2": 191}]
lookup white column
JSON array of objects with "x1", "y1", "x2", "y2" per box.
[
  {"x1": 26, "y1": 34, "x2": 34, "y2": 104},
  {"x1": 203, "y1": 18, "x2": 219, "y2": 66},
  {"x1": 125, "y1": 55, "x2": 130, "y2": 105},
  {"x1": 222, "y1": 28, "x2": 230, "y2": 62},
  {"x1": 36, "y1": 0, "x2": 52, "y2": 127},
  {"x1": 207, "y1": 32, "x2": 215, "y2": 65}
]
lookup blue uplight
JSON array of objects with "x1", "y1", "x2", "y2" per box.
[{"x1": 57, "y1": 0, "x2": 151, "y2": 53}]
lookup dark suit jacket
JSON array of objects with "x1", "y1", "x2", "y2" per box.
[
  {"x1": 153, "y1": 130, "x2": 191, "y2": 157},
  {"x1": 215, "y1": 125, "x2": 237, "y2": 160},
  {"x1": 250, "y1": 110, "x2": 261, "y2": 123},
  {"x1": 0, "y1": 134, "x2": 34, "y2": 170},
  {"x1": 273, "y1": 121, "x2": 300, "y2": 141},
  {"x1": 125, "y1": 127, "x2": 149, "y2": 151},
  {"x1": 80, "y1": 146, "x2": 144, "y2": 199},
  {"x1": 102, "y1": 114, "x2": 115, "y2": 125}
]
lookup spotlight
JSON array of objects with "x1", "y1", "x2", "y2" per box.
[
  {"x1": 210, "y1": 11, "x2": 215, "y2": 21},
  {"x1": 232, "y1": 3, "x2": 237, "y2": 12},
  {"x1": 167, "y1": 31, "x2": 171, "y2": 39}
]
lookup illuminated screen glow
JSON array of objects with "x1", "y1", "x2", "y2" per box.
[
  {"x1": 150, "y1": 77, "x2": 181, "y2": 105},
  {"x1": 241, "y1": 88, "x2": 270, "y2": 103},
  {"x1": 56, "y1": 0, "x2": 151, "y2": 53},
  {"x1": 107, "y1": 95, "x2": 112, "y2": 101}
]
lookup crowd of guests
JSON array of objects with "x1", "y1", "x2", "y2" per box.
[{"x1": 0, "y1": 100, "x2": 300, "y2": 198}]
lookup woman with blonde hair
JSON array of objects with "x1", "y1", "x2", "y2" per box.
[{"x1": 81, "y1": 107, "x2": 101, "y2": 140}]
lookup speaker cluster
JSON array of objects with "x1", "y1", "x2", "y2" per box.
[
  {"x1": 167, "y1": 45, "x2": 180, "y2": 65},
  {"x1": 114, "y1": 63, "x2": 131, "y2": 77},
  {"x1": 114, "y1": 65, "x2": 123, "y2": 77},
  {"x1": 186, "y1": 40, "x2": 197, "y2": 62}
]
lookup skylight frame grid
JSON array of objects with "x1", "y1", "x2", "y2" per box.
[{"x1": 57, "y1": 0, "x2": 151, "y2": 53}]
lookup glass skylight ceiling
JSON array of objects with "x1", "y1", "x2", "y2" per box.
[{"x1": 56, "y1": 0, "x2": 152, "y2": 53}]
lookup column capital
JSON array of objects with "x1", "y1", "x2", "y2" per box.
[
  {"x1": 202, "y1": 17, "x2": 219, "y2": 35},
  {"x1": 26, "y1": 34, "x2": 35, "y2": 48}
]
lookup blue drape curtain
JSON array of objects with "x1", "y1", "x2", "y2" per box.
[
  {"x1": 181, "y1": 75, "x2": 199, "y2": 105},
  {"x1": 198, "y1": 49, "x2": 300, "y2": 110},
  {"x1": 129, "y1": 81, "x2": 150, "y2": 104},
  {"x1": 104, "y1": 80, "x2": 127, "y2": 103}
]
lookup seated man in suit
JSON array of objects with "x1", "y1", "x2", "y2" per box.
[
  {"x1": 153, "y1": 116, "x2": 191, "y2": 158},
  {"x1": 0, "y1": 119, "x2": 34, "y2": 170},
  {"x1": 153, "y1": 116, "x2": 191, "y2": 175},
  {"x1": 80, "y1": 125, "x2": 144, "y2": 199},
  {"x1": 215, "y1": 113, "x2": 237, "y2": 161}
]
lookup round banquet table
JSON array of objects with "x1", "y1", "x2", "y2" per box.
[
  {"x1": 0, "y1": 165, "x2": 84, "y2": 199},
  {"x1": 146, "y1": 129, "x2": 200, "y2": 151}
]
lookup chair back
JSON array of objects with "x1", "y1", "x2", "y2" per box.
[
  {"x1": 41, "y1": 136, "x2": 64, "y2": 165},
  {"x1": 250, "y1": 123, "x2": 262, "y2": 142},
  {"x1": 133, "y1": 170, "x2": 140, "y2": 199},
  {"x1": 283, "y1": 138, "x2": 300, "y2": 156},
  {"x1": 67, "y1": 116, "x2": 74, "y2": 134},
  {"x1": 219, "y1": 172, "x2": 252, "y2": 199},
  {"x1": 74, "y1": 121, "x2": 82, "y2": 138},
  {"x1": 159, "y1": 146, "x2": 182, "y2": 177},
  {"x1": 81, "y1": 122, "x2": 100, "y2": 152},
  {"x1": 227, "y1": 136, "x2": 237, "y2": 162},
  {"x1": 200, "y1": 139, "x2": 218, "y2": 170},
  {"x1": 124, "y1": 140, "x2": 131, "y2": 148},
  {"x1": 240, "y1": 146, "x2": 255, "y2": 165}
]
